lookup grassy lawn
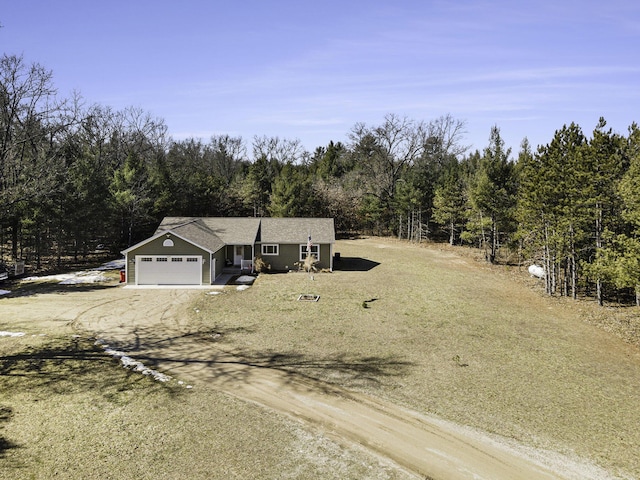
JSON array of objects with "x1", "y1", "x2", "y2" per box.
[
  {"x1": 1, "y1": 237, "x2": 639, "y2": 479},
  {"x1": 0, "y1": 334, "x2": 407, "y2": 480},
  {"x1": 192, "y1": 237, "x2": 640, "y2": 478}
]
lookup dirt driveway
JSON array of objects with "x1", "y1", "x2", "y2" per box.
[{"x1": 2, "y1": 281, "x2": 606, "y2": 480}]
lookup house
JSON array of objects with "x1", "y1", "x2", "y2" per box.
[{"x1": 121, "y1": 217, "x2": 335, "y2": 286}]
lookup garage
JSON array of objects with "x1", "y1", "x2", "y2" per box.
[{"x1": 135, "y1": 255, "x2": 202, "y2": 285}]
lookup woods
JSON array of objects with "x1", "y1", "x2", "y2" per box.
[{"x1": 2, "y1": 53, "x2": 640, "y2": 305}]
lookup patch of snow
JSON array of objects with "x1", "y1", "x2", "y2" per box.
[
  {"x1": 0, "y1": 289, "x2": 10, "y2": 295},
  {"x1": 95, "y1": 339, "x2": 172, "y2": 383},
  {"x1": 95, "y1": 258, "x2": 125, "y2": 271},
  {"x1": 236, "y1": 284, "x2": 250, "y2": 291},
  {"x1": 0, "y1": 331, "x2": 25, "y2": 337},
  {"x1": 22, "y1": 270, "x2": 109, "y2": 285},
  {"x1": 207, "y1": 291, "x2": 221, "y2": 295},
  {"x1": 22, "y1": 258, "x2": 123, "y2": 283},
  {"x1": 22, "y1": 273, "x2": 72, "y2": 282},
  {"x1": 235, "y1": 275, "x2": 255, "y2": 285},
  {"x1": 59, "y1": 272, "x2": 108, "y2": 284}
]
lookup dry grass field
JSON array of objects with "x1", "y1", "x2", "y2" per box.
[{"x1": 1, "y1": 237, "x2": 639, "y2": 479}]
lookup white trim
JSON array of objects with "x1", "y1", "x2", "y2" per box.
[
  {"x1": 261, "y1": 244, "x2": 279, "y2": 256},
  {"x1": 300, "y1": 244, "x2": 320, "y2": 262},
  {"x1": 121, "y1": 229, "x2": 214, "y2": 256}
]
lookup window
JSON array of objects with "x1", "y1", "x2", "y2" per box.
[
  {"x1": 300, "y1": 244, "x2": 320, "y2": 261},
  {"x1": 261, "y1": 244, "x2": 279, "y2": 256},
  {"x1": 171, "y1": 257, "x2": 183, "y2": 262},
  {"x1": 157, "y1": 257, "x2": 168, "y2": 262},
  {"x1": 162, "y1": 239, "x2": 174, "y2": 247},
  {"x1": 141, "y1": 257, "x2": 153, "y2": 262},
  {"x1": 187, "y1": 257, "x2": 198, "y2": 262}
]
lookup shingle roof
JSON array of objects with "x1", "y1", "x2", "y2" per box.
[
  {"x1": 157, "y1": 217, "x2": 261, "y2": 246},
  {"x1": 259, "y1": 218, "x2": 335, "y2": 244},
  {"x1": 169, "y1": 220, "x2": 225, "y2": 253},
  {"x1": 155, "y1": 217, "x2": 334, "y2": 248}
]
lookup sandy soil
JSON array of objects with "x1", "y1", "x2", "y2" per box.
[{"x1": 2, "y1": 282, "x2": 609, "y2": 480}]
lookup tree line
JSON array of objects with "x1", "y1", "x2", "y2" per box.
[{"x1": 2, "y1": 54, "x2": 640, "y2": 305}]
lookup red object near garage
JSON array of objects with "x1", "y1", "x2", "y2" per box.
[{"x1": 119, "y1": 269, "x2": 126, "y2": 283}]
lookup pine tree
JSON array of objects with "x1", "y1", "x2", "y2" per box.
[
  {"x1": 582, "y1": 118, "x2": 626, "y2": 304},
  {"x1": 268, "y1": 163, "x2": 315, "y2": 217},
  {"x1": 467, "y1": 126, "x2": 516, "y2": 263},
  {"x1": 517, "y1": 123, "x2": 587, "y2": 295},
  {"x1": 432, "y1": 162, "x2": 465, "y2": 245},
  {"x1": 109, "y1": 153, "x2": 153, "y2": 246}
]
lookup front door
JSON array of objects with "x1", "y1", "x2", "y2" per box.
[{"x1": 234, "y1": 245, "x2": 244, "y2": 266}]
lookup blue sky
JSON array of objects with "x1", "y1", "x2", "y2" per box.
[{"x1": 2, "y1": 1, "x2": 639, "y2": 157}]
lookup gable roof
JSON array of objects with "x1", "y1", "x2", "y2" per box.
[
  {"x1": 121, "y1": 227, "x2": 218, "y2": 255},
  {"x1": 157, "y1": 217, "x2": 334, "y2": 245},
  {"x1": 157, "y1": 217, "x2": 261, "y2": 246},
  {"x1": 162, "y1": 219, "x2": 226, "y2": 253},
  {"x1": 122, "y1": 217, "x2": 335, "y2": 256},
  {"x1": 259, "y1": 218, "x2": 335, "y2": 244}
]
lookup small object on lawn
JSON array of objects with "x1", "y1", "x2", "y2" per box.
[
  {"x1": 297, "y1": 294, "x2": 320, "y2": 302},
  {"x1": 453, "y1": 354, "x2": 469, "y2": 367},
  {"x1": 362, "y1": 298, "x2": 378, "y2": 308}
]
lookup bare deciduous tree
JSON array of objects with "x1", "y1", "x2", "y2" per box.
[
  {"x1": 252, "y1": 135, "x2": 305, "y2": 165},
  {"x1": 0, "y1": 54, "x2": 80, "y2": 258}
]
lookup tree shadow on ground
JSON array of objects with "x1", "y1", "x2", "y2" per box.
[
  {"x1": 213, "y1": 350, "x2": 412, "y2": 391},
  {"x1": 101, "y1": 325, "x2": 413, "y2": 390},
  {"x1": 0, "y1": 336, "x2": 185, "y2": 461},
  {"x1": 334, "y1": 257, "x2": 381, "y2": 272},
  {"x1": 0, "y1": 406, "x2": 17, "y2": 459},
  {"x1": 0, "y1": 337, "x2": 183, "y2": 395},
  {"x1": 0, "y1": 281, "x2": 119, "y2": 299},
  {"x1": 2, "y1": 327, "x2": 412, "y2": 399}
]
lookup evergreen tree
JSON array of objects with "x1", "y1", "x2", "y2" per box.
[
  {"x1": 109, "y1": 153, "x2": 153, "y2": 246},
  {"x1": 311, "y1": 141, "x2": 348, "y2": 180},
  {"x1": 268, "y1": 163, "x2": 315, "y2": 217},
  {"x1": 582, "y1": 118, "x2": 626, "y2": 304},
  {"x1": 517, "y1": 123, "x2": 587, "y2": 296},
  {"x1": 432, "y1": 162, "x2": 465, "y2": 245},
  {"x1": 619, "y1": 123, "x2": 640, "y2": 230},
  {"x1": 466, "y1": 126, "x2": 516, "y2": 263},
  {"x1": 611, "y1": 123, "x2": 640, "y2": 305}
]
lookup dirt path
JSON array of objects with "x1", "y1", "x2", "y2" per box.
[
  {"x1": 163, "y1": 351, "x2": 565, "y2": 480},
  {"x1": 29, "y1": 285, "x2": 599, "y2": 480}
]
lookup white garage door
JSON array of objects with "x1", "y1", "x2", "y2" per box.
[{"x1": 136, "y1": 255, "x2": 202, "y2": 285}]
